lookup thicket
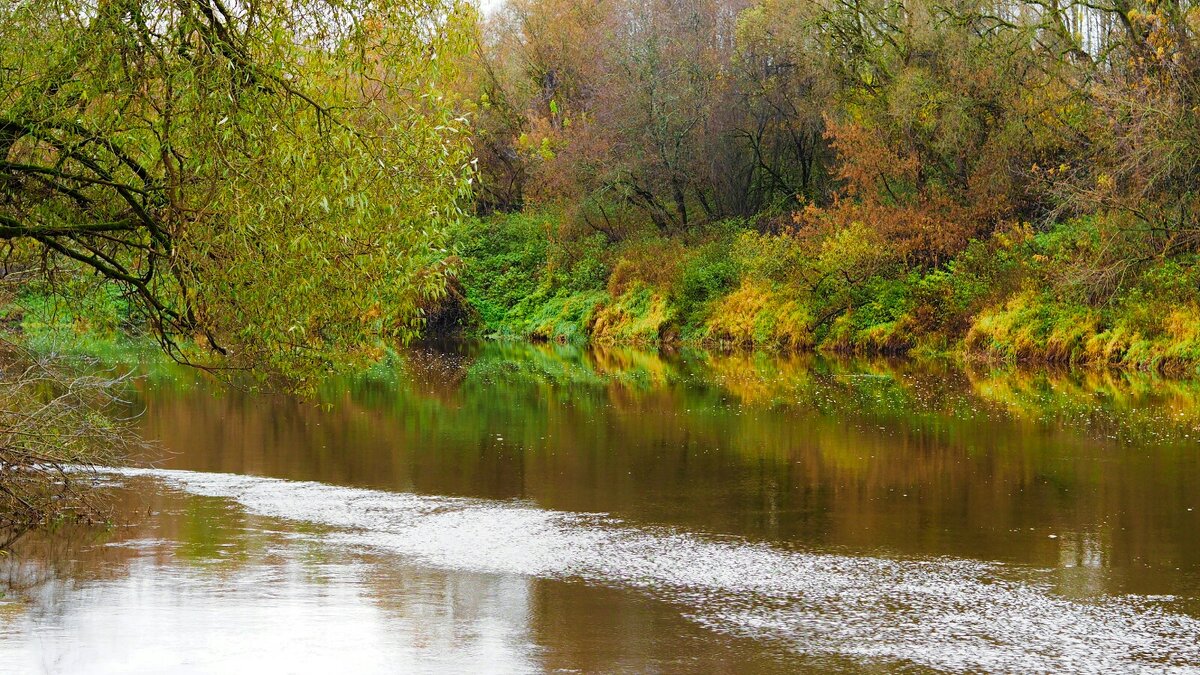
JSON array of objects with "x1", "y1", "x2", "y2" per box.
[
  {"x1": 450, "y1": 211, "x2": 1200, "y2": 373},
  {"x1": 445, "y1": 0, "x2": 1200, "y2": 375}
]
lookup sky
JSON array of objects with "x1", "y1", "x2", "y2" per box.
[{"x1": 476, "y1": 0, "x2": 505, "y2": 15}]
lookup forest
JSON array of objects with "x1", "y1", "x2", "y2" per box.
[{"x1": 449, "y1": 0, "x2": 1200, "y2": 372}]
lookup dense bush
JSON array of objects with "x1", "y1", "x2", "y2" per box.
[
  {"x1": 451, "y1": 213, "x2": 554, "y2": 332},
  {"x1": 673, "y1": 243, "x2": 744, "y2": 331},
  {"x1": 447, "y1": 211, "x2": 1200, "y2": 375}
]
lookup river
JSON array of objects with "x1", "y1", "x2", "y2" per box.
[{"x1": 1, "y1": 342, "x2": 1198, "y2": 673}]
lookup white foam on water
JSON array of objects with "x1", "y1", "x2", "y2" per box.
[{"x1": 110, "y1": 467, "x2": 1200, "y2": 674}]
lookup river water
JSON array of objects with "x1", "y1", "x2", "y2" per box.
[{"x1": 1, "y1": 342, "x2": 1198, "y2": 673}]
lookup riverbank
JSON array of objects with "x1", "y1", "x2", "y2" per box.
[{"x1": 448, "y1": 212, "x2": 1200, "y2": 377}]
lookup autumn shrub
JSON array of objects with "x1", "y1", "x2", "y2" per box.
[
  {"x1": 1054, "y1": 4, "x2": 1200, "y2": 267},
  {"x1": 607, "y1": 237, "x2": 687, "y2": 296},
  {"x1": 963, "y1": 241, "x2": 1200, "y2": 375},
  {"x1": 701, "y1": 280, "x2": 814, "y2": 350},
  {"x1": 966, "y1": 293, "x2": 1102, "y2": 363},
  {"x1": 901, "y1": 228, "x2": 1030, "y2": 341},
  {"x1": 590, "y1": 284, "x2": 674, "y2": 345},
  {"x1": 730, "y1": 231, "x2": 810, "y2": 286},
  {"x1": 672, "y1": 241, "x2": 744, "y2": 334}
]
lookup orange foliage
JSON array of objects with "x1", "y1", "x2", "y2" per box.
[{"x1": 794, "y1": 117, "x2": 1013, "y2": 266}]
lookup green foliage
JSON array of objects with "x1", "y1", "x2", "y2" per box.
[
  {"x1": 673, "y1": 241, "x2": 743, "y2": 328},
  {"x1": 452, "y1": 212, "x2": 611, "y2": 340},
  {"x1": 452, "y1": 212, "x2": 552, "y2": 330},
  {"x1": 1, "y1": 0, "x2": 475, "y2": 382},
  {"x1": 554, "y1": 233, "x2": 611, "y2": 292},
  {"x1": 450, "y1": 212, "x2": 1200, "y2": 374},
  {"x1": 13, "y1": 282, "x2": 132, "y2": 337},
  {"x1": 731, "y1": 230, "x2": 809, "y2": 285},
  {"x1": 1129, "y1": 256, "x2": 1200, "y2": 306},
  {"x1": 517, "y1": 289, "x2": 608, "y2": 342}
]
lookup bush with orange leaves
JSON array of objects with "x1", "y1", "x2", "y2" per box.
[{"x1": 793, "y1": 117, "x2": 1014, "y2": 268}]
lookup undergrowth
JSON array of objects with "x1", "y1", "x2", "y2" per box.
[{"x1": 448, "y1": 212, "x2": 1200, "y2": 375}]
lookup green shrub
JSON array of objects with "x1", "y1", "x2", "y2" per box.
[
  {"x1": 451, "y1": 212, "x2": 552, "y2": 331},
  {"x1": 673, "y1": 241, "x2": 743, "y2": 327},
  {"x1": 553, "y1": 232, "x2": 610, "y2": 293},
  {"x1": 520, "y1": 290, "x2": 608, "y2": 342},
  {"x1": 15, "y1": 280, "x2": 135, "y2": 337}
]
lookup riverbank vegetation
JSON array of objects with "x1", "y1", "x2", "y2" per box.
[
  {"x1": 0, "y1": 0, "x2": 472, "y2": 536},
  {"x1": 5, "y1": 0, "x2": 1200, "y2": 533},
  {"x1": 447, "y1": 0, "x2": 1200, "y2": 375}
]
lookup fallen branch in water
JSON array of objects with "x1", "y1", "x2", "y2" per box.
[{"x1": 0, "y1": 339, "x2": 140, "y2": 545}]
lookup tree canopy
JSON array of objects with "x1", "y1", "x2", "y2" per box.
[
  {"x1": 1, "y1": 0, "x2": 474, "y2": 377},
  {"x1": 462, "y1": 0, "x2": 1200, "y2": 270}
]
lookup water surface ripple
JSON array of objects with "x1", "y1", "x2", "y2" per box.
[{"x1": 110, "y1": 466, "x2": 1200, "y2": 674}]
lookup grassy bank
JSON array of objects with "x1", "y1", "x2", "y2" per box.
[
  {"x1": 448, "y1": 212, "x2": 1200, "y2": 377},
  {"x1": 9, "y1": 211, "x2": 1199, "y2": 378}
]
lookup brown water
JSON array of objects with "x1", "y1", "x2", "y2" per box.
[{"x1": 1, "y1": 342, "x2": 1199, "y2": 673}]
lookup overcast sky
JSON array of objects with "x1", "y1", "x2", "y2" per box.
[{"x1": 476, "y1": 0, "x2": 505, "y2": 15}]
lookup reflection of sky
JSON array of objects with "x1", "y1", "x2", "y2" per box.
[
  {"x1": 0, "y1": 544, "x2": 539, "y2": 674},
  {"x1": 5, "y1": 469, "x2": 1194, "y2": 674}
]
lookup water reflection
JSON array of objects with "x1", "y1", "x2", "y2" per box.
[
  {"x1": 1, "y1": 342, "x2": 1198, "y2": 672},
  {"x1": 127, "y1": 343, "x2": 1200, "y2": 596},
  {"x1": 0, "y1": 483, "x2": 798, "y2": 674}
]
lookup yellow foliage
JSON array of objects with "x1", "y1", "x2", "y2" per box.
[
  {"x1": 702, "y1": 280, "x2": 814, "y2": 350},
  {"x1": 967, "y1": 294, "x2": 1200, "y2": 375},
  {"x1": 589, "y1": 285, "x2": 673, "y2": 346}
]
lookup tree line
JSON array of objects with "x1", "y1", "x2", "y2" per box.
[{"x1": 463, "y1": 0, "x2": 1200, "y2": 272}]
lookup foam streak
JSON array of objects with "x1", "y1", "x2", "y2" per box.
[{"x1": 112, "y1": 467, "x2": 1200, "y2": 674}]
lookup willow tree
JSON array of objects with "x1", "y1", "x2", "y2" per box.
[{"x1": 0, "y1": 0, "x2": 474, "y2": 376}]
